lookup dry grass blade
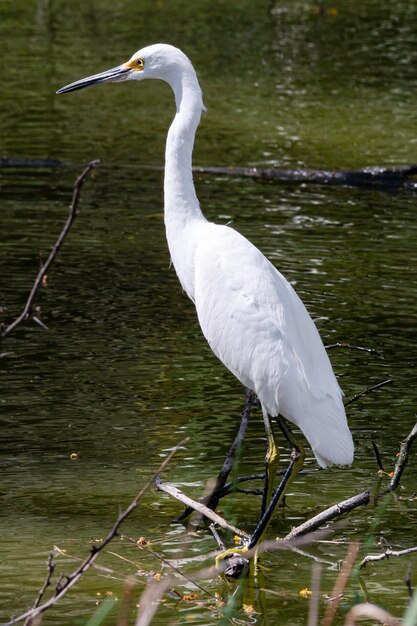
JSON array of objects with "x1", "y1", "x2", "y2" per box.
[
  {"x1": 308, "y1": 562, "x2": 322, "y2": 626},
  {"x1": 117, "y1": 577, "x2": 137, "y2": 626},
  {"x1": 344, "y1": 602, "x2": 401, "y2": 626},
  {"x1": 135, "y1": 575, "x2": 176, "y2": 626},
  {"x1": 321, "y1": 541, "x2": 360, "y2": 626}
]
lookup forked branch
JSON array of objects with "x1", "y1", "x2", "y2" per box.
[
  {"x1": 0, "y1": 160, "x2": 99, "y2": 341},
  {"x1": 387, "y1": 421, "x2": 417, "y2": 492}
]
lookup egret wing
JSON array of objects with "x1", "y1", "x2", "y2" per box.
[{"x1": 193, "y1": 223, "x2": 353, "y2": 467}]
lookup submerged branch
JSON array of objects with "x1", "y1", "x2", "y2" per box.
[{"x1": 0, "y1": 160, "x2": 99, "y2": 341}]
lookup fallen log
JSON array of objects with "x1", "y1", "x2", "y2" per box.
[
  {"x1": 194, "y1": 164, "x2": 417, "y2": 192},
  {"x1": 2, "y1": 158, "x2": 417, "y2": 192}
]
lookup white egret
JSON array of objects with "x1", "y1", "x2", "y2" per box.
[{"x1": 57, "y1": 44, "x2": 354, "y2": 548}]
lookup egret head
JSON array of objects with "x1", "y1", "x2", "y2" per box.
[{"x1": 56, "y1": 44, "x2": 195, "y2": 94}]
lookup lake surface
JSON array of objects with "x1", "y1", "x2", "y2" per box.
[{"x1": 1, "y1": 1, "x2": 417, "y2": 624}]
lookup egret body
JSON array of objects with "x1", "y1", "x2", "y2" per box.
[{"x1": 57, "y1": 44, "x2": 354, "y2": 541}]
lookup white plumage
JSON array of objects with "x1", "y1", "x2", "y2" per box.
[{"x1": 57, "y1": 43, "x2": 354, "y2": 470}]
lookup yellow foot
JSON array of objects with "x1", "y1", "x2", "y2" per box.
[{"x1": 215, "y1": 546, "x2": 250, "y2": 579}]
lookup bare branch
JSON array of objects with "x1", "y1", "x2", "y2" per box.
[
  {"x1": 387, "y1": 421, "x2": 417, "y2": 492},
  {"x1": 372, "y1": 441, "x2": 386, "y2": 473},
  {"x1": 325, "y1": 342, "x2": 380, "y2": 355},
  {"x1": 155, "y1": 477, "x2": 250, "y2": 540},
  {"x1": 360, "y1": 545, "x2": 417, "y2": 569},
  {"x1": 0, "y1": 160, "x2": 100, "y2": 340},
  {"x1": 284, "y1": 491, "x2": 370, "y2": 541},
  {"x1": 2, "y1": 438, "x2": 187, "y2": 626},
  {"x1": 344, "y1": 379, "x2": 393, "y2": 408},
  {"x1": 23, "y1": 551, "x2": 55, "y2": 626},
  {"x1": 209, "y1": 523, "x2": 226, "y2": 550},
  {"x1": 404, "y1": 564, "x2": 414, "y2": 599}
]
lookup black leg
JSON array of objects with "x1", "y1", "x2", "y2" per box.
[{"x1": 248, "y1": 416, "x2": 305, "y2": 550}]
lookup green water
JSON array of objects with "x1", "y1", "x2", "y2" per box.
[{"x1": 1, "y1": 1, "x2": 417, "y2": 624}]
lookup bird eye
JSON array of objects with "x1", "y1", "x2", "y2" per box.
[{"x1": 136, "y1": 58, "x2": 144, "y2": 69}]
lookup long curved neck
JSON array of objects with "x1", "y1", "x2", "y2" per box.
[
  {"x1": 164, "y1": 70, "x2": 205, "y2": 226},
  {"x1": 163, "y1": 65, "x2": 206, "y2": 301}
]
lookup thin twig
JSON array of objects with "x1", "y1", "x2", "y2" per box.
[
  {"x1": 204, "y1": 469, "x2": 315, "y2": 501},
  {"x1": 0, "y1": 160, "x2": 99, "y2": 340},
  {"x1": 372, "y1": 441, "x2": 385, "y2": 472},
  {"x1": 209, "y1": 524, "x2": 226, "y2": 551},
  {"x1": 156, "y1": 477, "x2": 250, "y2": 540},
  {"x1": 344, "y1": 379, "x2": 393, "y2": 408},
  {"x1": 360, "y1": 545, "x2": 417, "y2": 569},
  {"x1": 33, "y1": 552, "x2": 56, "y2": 615},
  {"x1": 387, "y1": 421, "x2": 417, "y2": 492},
  {"x1": 23, "y1": 551, "x2": 55, "y2": 626},
  {"x1": 404, "y1": 564, "x2": 413, "y2": 600},
  {"x1": 325, "y1": 342, "x2": 380, "y2": 355},
  {"x1": 284, "y1": 491, "x2": 370, "y2": 541},
  {"x1": 2, "y1": 438, "x2": 187, "y2": 626}
]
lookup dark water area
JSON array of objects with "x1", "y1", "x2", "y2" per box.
[{"x1": 1, "y1": 1, "x2": 417, "y2": 625}]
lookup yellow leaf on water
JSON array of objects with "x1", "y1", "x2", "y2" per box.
[
  {"x1": 137, "y1": 536, "x2": 148, "y2": 546},
  {"x1": 243, "y1": 604, "x2": 256, "y2": 615},
  {"x1": 299, "y1": 587, "x2": 312, "y2": 598},
  {"x1": 183, "y1": 593, "x2": 199, "y2": 602}
]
